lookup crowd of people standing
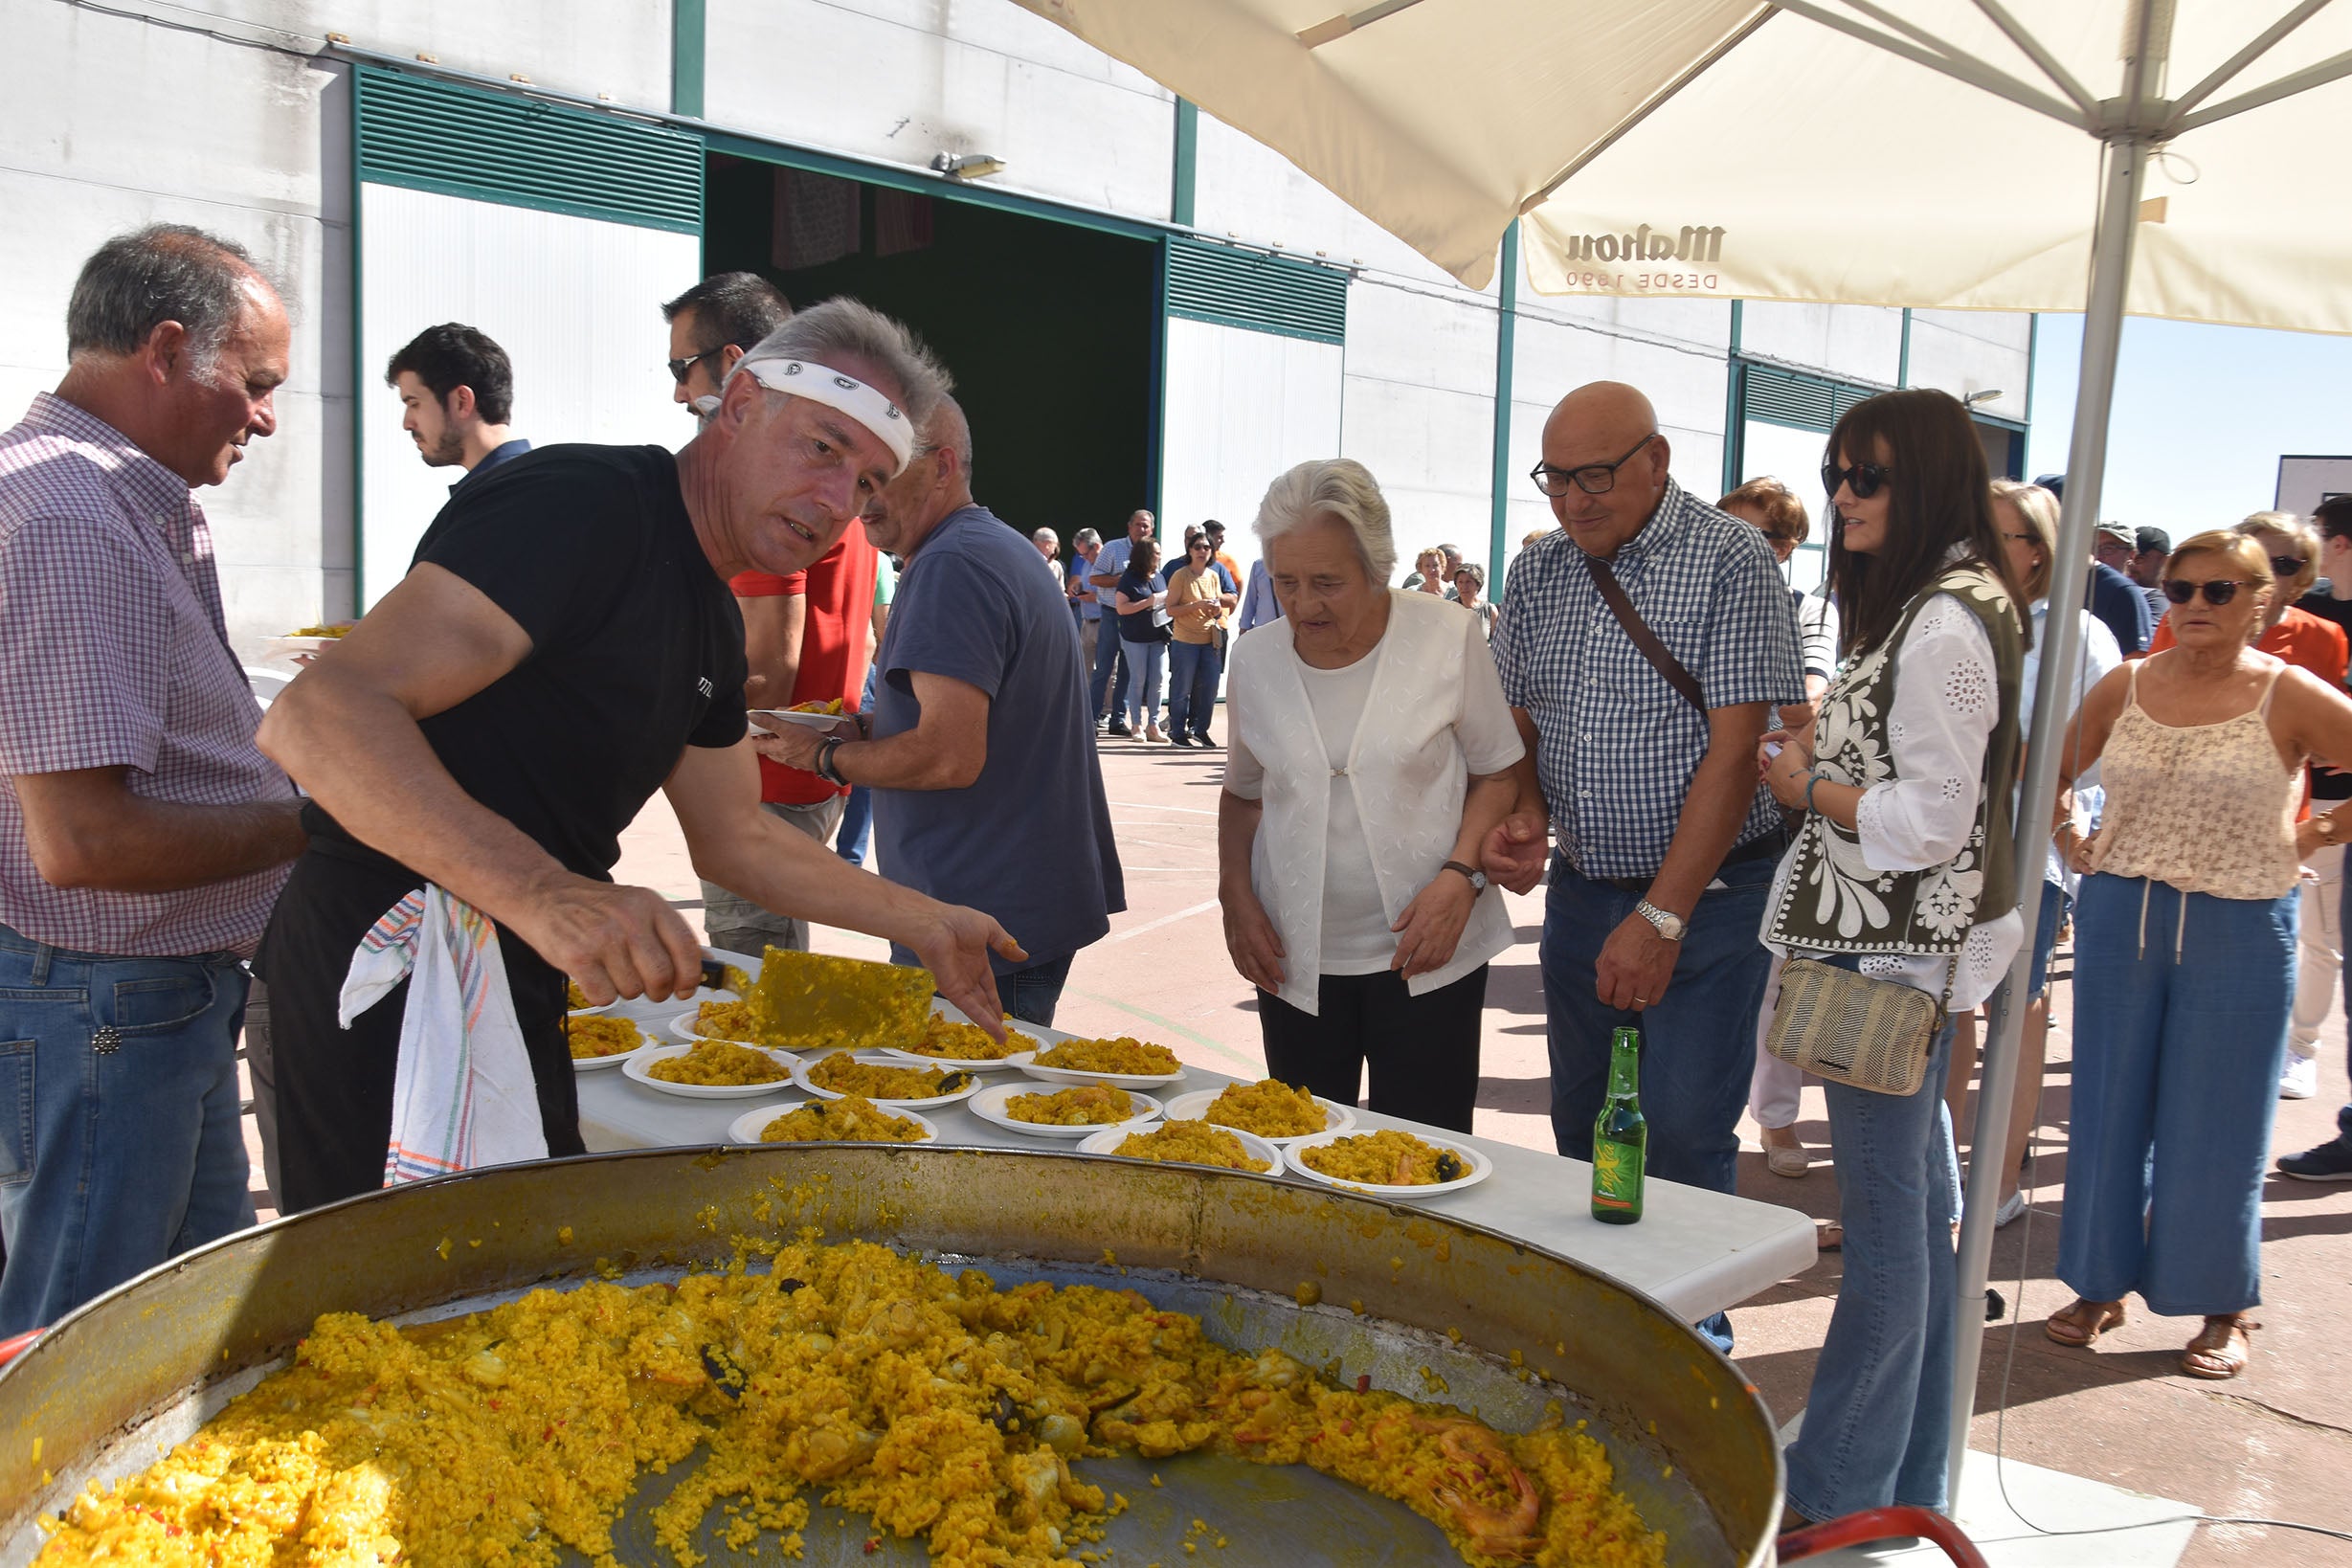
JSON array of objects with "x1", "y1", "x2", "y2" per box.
[{"x1": 4, "y1": 220, "x2": 2341, "y2": 1542}]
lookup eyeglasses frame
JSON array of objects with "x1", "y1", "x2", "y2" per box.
[{"x1": 1529, "y1": 432, "x2": 1660, "y2": 499}]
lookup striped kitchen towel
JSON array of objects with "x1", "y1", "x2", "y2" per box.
[{"x1": 339, "y1": 885, "x2": 549, "y2": 1185}]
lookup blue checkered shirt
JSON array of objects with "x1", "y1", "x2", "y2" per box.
[{"x1": 1492, "y1": 479, "x2": 1803, "y2": 879}]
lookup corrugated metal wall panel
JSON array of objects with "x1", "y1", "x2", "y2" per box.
[
  {"x1": 1164, "y1": 236, "x2": 1347, "y2": 344},
  {"x1": 1741, "y1": 362, "x2": 1873, "y2": 433},
  {"x1": 355, "y1": 65, "x2": 704, "y2": 234}
]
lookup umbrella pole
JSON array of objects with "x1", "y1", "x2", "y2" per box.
[{"x1": 1944, "y1": 130, "x2": 2153, "y2": 1510}]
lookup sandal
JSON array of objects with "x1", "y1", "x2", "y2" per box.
[
  {"x1": 2181, "y1": 1315, "x2": 2259, "y2": 1380},
  {"x1": 1817, "y1": 1221, "x2": 1843, "y2": 1252},
  {"x1": 2044, "y1": 1297, "x2": 2126, "y2": 1348}
]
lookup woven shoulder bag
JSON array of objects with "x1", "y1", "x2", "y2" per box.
[{"x1": 1764, "y1": 953, "x2": 1957, "y2": 1097}]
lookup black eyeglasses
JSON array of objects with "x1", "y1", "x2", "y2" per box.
[
  {"x1": 2162, "y1": 578, "x2": 2247, "y2": 606},
  {"x1": 1821, "y1": 460, "x2": 1893, "y2": 501},
  {"x1": 2270, "y1": 554, "x2": 2305, "y2": 578},
  {"x1": 1530, "y1": 433, "x2": 1658, "y2": 498},
  {"x1": 665, "y1": 343, "x2": 746, "y2": 385}
]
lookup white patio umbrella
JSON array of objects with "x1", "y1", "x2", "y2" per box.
[{"x1": 1021, "y1": 0, "x2": 2352, "y2": 1509}]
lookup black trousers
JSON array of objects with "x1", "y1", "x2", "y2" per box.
[
  {"x1": 1256, "y1": 965, "x2": 1489, "y2": 1133},
  {"x1": 254, "y1": 842, "x2": 584, "y2": 1214}
]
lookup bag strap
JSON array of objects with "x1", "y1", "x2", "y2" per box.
[{"x1": 1584, "y1": 554, "x2": 1705, "y2": 712}]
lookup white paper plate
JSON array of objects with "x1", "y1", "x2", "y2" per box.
[
  {"x1": 1078, "y1": 1122, "x2": 1284, "y2": 1175},
  {"x1": 621, "y1": 1042, "x2": 800, "y2": 1099},
  {"x1": 968, "y1": 1081, "x2": 1163, "y2": 1140},
  {"x1": 727, "y1": 1100, "x2": 939, "y2": 1147},
  {"x1": 566, "y1": 1000, "x2": 616, "y2": 1019},
  {"x1": 664, "y1": 1012, "x2": 800, "y2": 1058},
  {"x1": 1282, "y1": 1129, "x2": 1493, "y2": 1198},
  {"x1": 1158, "y1": 1088, "x2": 1357, "y2": 1148},
  {"x1": 879, "y1": 1043, "x2": 1039, "y2": 1072},
  {"x1": 258, "y1": 634, "x2": 341, "y2": 667},
  {"x1": 567, "y1": 1018, "x2": 648, "y2": 1072},
  {"x1": 791, "y1": 1051, "x2": 982, "y2": 1109},
  {"x1": 749, "y1": 708, "x2": 859, "y2": 740},
  {"x1": 1017, "y1": 1045, "x2": 1187, "y2": 1089}
]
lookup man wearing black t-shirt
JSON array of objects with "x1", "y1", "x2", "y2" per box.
[{"x1": 256, "y1": 300, "x2": 1023, "y2": 1212}]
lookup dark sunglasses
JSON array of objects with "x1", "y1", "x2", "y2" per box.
[
  {"x1": 2162, "y1": 578, "x2": 2248, "y2": 606},
  {"x1": 2270, "y1": 554, "x2": 2306, "y2": 578},
  {"x1": 1821, "y1": 460, "x2": 1892, "y2": 501},
  {"x1": 665, "y1": 342, "x2": 748, "y2": 385}
]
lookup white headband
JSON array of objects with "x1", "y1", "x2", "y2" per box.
[{"x1": 729, "y1": 357, "x2": 914, "y2": 471}]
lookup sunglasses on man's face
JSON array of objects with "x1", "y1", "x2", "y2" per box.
[
  {"x1": 2162, "y1": 578, "x2": 2249, "y2": 606},
  {"x1": 1821, "y1": 460, "x2": 1892, "y2": 501},
  {"x1": 665, "y1": 343, "x2": 747, "y2": 385}
]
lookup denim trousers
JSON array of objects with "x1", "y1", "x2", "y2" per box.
[
  {"x1": 1783, "y1": 992, "x2": 1960, "y2": 1520},
  {"x1": 2059, "y1": 873, "x2": 2296, "y2": 1316},
  {"x1": 1120, "y1": 639, "x2": 1166, "y2": 728},
  {"x1": 1167, "y1": 639, "x2": 1222, "y2": 739},
  {"x1": 0, "y1": 922, "x2": 256, "y2": 1336},
  {"x1": 1542, "y1": 848, "x2": 1777, "y2": 1352},
  {"x1": 1089, "y1": 616, "x2": 1131, "y2": 721},
  {"x1": 1000, "y1": 952, "x2": 1077, "y2": 1029}
]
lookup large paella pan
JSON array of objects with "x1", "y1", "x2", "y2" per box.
[{"x1": 0, "y1": 1146, "x2": 1782, "y2": 1565}]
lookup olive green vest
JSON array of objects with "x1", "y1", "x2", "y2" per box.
[{"x1": 1765, "y1": 563, "x2": 2022, "y2": 955}]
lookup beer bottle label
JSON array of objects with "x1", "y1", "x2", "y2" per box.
[{"x1": 1592, "y1": 1139, "x2": 1642, "y2": 1209}]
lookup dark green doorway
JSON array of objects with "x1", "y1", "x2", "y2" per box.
[{"x1": 704, "y1": 153, "x2": 1159, "y2": 554}]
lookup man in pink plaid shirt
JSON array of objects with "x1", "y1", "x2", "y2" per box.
[{"x1": 0, "y1": 227, "x2": 306, "y2": 1335}]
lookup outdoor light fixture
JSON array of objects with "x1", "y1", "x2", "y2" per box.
[
  {"x1": 930, "y1": 152, "x2": 1007, "y2": 180},
  {"x1": 1962, "y1": 389, "x2": 2006, "y2": 407}
]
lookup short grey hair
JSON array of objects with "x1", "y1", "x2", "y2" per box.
[
  {"x1": 1074, "y1": 527, "x2": 1102, "y2": 549},
  {"x1": 740, "y1": 297, "x2": 952, "y2": 428},
  {"x1": 1438, "y1": 542, "x2": 1464, "y2": 567},
  {"x1": 1254, "y1": 458, "x2": 1397, "y2": 585},
  {"x1": 1031, "y1": 526, "x2": 1059, "y2": 547},
  {"x1": 67, "y1": 224, "x2": 273, "y2": 374}
]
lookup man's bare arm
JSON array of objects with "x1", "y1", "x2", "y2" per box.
[
  {"x1": 740, "y1": 591, "x2": 806, "y2": 709},
  {"x1": 257, "y1": 562, "x2": 703, "y2": 1001},
  {"x1": 753, "y1": 671, "x2": 989, "y2": 792},
  {"x1": 1645, "y1": 701, "x2": 1772, "y2": 917},
  {"x1": 15, "y1": 769, "x2": 304, "y2": 893}
]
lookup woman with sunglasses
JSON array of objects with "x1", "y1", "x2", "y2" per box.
[
  {"x1": 2145, "y1": 513, "x2": 2347, "y2": 1101},
  {"x1": 1756, "y1": 389, "x2": 2029, "y2": 1528},
  {"x1": 2048, "y1": 530, "x2": 2352, "y2": 1379}
]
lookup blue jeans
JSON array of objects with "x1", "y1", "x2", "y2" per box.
[
  {"x1": 1089, "y1": 616, "x2": 1131, "y2": 722},
  {"x1": 0, "y1": 923, "x2": 256, "y2": 1335},
  {"x1": 1784, "y1": 980, "x2": 1960, "y2": 1520},
  {"x1": 1121, "y1": 639, "x2": 1166, "y2": 729},
  {"x1": 2059, "y1": 874, "x2": 2295, "y2": 1316},
  {"x1": 1000, "y1": 952, "x2": 1077, "y2": 1028},
  {"x1": 2338, "y1": 863, "x2": 2352, "y2": 1142},
  {"x1": 1167, "y1": 639, "x2": 1222, "y2": 739},
  {"x1": 837, "y1": 664, "x2": 880, "y2": 866},
  {"x1": 1542, "y1": 847, "x2": 1778, "y2": 1352}
]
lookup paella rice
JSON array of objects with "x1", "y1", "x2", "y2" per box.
[
  {"x1": 33, "y1": 1241, "x2": 1663, "y2": 1568},
  {"x1": 1202, "y1": 1079, "x2": 1329, "y2": 1138},
  {"x1": 566, "y1": 978, "x2": 594, "y2": 1010},
  {"x1": 648, "y1": 1040, "x2": 793, "y2": 1086},
  {"x1": 1031, "y1": 1037, "x2": 1180, "y2": 1076},
  {"x1": 756, "y1": 1095, "x2": 930, "y2": 1144},
  {"x1": 566, "y1": 1015, "x2": 641, "y2": 1060},
  {"x1": 916, "y1": 1015, "x2": 1039, "y2": 1060},
  {"x1": 804, "y1": 1052, "x2": 971, "y2": 1100},
  {"x1": 1299, "y1": 1129, "x2": 1467, "y2": 1186},
  {"x1": 1109, "y1": 1121, "x2": 1270, "y2": 1173},
  {"x1": 1007, "y1": 1086, "x2": 1139, "y2": 1127},
  {"x1": 691, "y1": 998, "x2": 788, "y2": 1046}
]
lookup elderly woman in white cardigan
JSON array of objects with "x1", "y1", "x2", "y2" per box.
[{"x1": 1217, "y1": 459, "x2": 1528, "y2": 1131}]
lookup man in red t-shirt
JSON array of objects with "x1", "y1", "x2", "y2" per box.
[{"x1": 699, "y1": 520, "x2": 882, "y2": 954}]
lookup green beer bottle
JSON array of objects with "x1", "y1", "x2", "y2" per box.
[{"x1": 1590, "y1": 1026, "x2": 1647, "y2": 1223}]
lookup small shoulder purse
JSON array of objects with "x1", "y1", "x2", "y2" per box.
[{"x1": 1765, "y1": 941, "x2": 1958, "y2": 1097}]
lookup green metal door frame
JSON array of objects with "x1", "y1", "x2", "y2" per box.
[{"x1": 1488, "y1": 220, "x2": 1518, "y2": 603}]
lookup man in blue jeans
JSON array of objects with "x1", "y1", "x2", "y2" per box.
[
  {"x1": 2276, "y1": 859, "x2": 2352, "y2": 1179},
  {"x1": 1485, "y1": 382, "x2": 1802, "y2": 1353},
  {"x1": 1088, "y1": 508, "x2": 1156, "y2": 734},
  {"x1": 0, "y1": 227, "x2": 310, "y2": 1333}
]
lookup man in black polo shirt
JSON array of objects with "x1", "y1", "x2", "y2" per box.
[{"x1": 257, "y1": 300, "x2": 1022, "y2": 1211}]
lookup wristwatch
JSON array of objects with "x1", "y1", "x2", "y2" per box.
[
  {"x1": 1440, "y1": 860, "x2": 1489, "y2": 894},
  {"x1": 1634, "y1": 900, "x2": 1689, "y2": 942},
  {"x1": 2319, "y1": 812, "x2": 2343, "y2": 844},
  {"x1": 814, "y1": 736, "x2": 849, "y2": 787}
]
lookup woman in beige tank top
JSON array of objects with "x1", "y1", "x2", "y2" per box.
[{"x1": 2047, "y1": 530, "x2": 2352, "y2": 1379}]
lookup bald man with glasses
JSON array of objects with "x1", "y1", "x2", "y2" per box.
[{"x1": 1483, "y1": 381, "x2": 1803, "y2": 1353}]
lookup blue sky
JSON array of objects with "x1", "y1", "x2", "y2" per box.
[{"x1": 2025, "y1": 314, "x2": 2352, "y2": 534}]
